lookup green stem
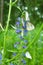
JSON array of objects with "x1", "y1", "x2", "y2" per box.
[
  {"x1": 5, "y1": 1, "x2": 12, "y2": 33},
  {"x1": 2, "y1": 0, "x2": 12, "y2": 65},
  {"x1": 12, "y1": 0, "x2": 17, "y2": 6}
]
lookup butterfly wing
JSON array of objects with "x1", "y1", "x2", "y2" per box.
[
  {"x1": 25, "y1": 51, "x2": 32, "y2": 59},
  {"x1": 26, "y1": 22, "x2": 35, "y2": 31}
]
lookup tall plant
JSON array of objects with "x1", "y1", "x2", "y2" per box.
[{"x1": 2, "y1": 0, "x2": 17, "y2": 65}]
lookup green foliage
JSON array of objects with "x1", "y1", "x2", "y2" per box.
[
  {"x1": 0, "y1": 0, "x2": 43, "y2": 65},
  {"x1": 0, "y1": 24, "x2": 43, "y2": 65}
]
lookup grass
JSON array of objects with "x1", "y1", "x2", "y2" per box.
[{"x1": 0, "y1": 24, "x2": 43, "y2": 65}]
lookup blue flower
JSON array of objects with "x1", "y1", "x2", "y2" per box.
[
  {"x1": 22, "y1": 46, "x2": 27, "y2": 49},
  {"x1": 21, "y1": 59, "x2": 26, "y2": 64},
  {"x1": 0, "y1": 54, "x2": 2, "y2": 60},
  {"x1": 24, "y1": 30, "x2": 28, "y2": 33},
  {"x1": 19, "y1": 35, "x2": 24, "y2": 40},
  {"x1": 22, "y1": 25, "x2": 26, "y2": 29},
  {"x1": 16, "y1": 22, "x2": 20, "y2": 25},
  {"x1": 16, "y1": 29, "x2": 21, "y2": 33}
]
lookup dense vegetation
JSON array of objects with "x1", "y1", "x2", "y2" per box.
[{"x1": 0, "y1": 0, "x2": 43, "y2": 65}]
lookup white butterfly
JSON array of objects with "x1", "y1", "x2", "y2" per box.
[
  {"x1": 26, "y1": 22, "x2": 35, "y2": 31},
  {"x1": 25, "y1": 51, "x2": 32, "y2": 59},
  {"x1": 22, "y1": 18, "x2": 35, "y2": 31},
  {"x1": 22, "y1": 8, "x2": 35, "y2": 31}
]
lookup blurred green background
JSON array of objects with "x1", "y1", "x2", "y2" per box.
[{"x1": 3, "y1": 0, "x2": 43, "y2": 26}]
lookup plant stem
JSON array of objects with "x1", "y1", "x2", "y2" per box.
[{"x1": 2, "y1": 0, "x2": 12, "y2": 65}]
